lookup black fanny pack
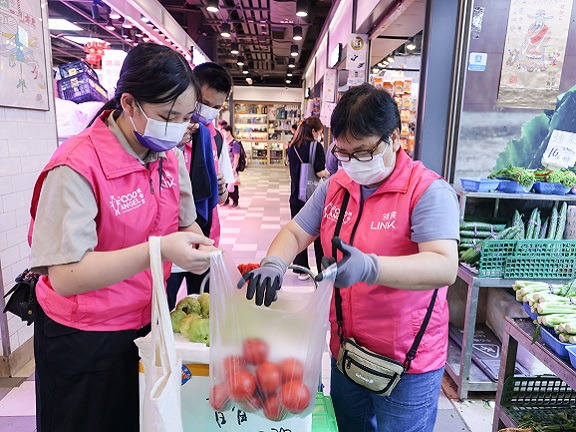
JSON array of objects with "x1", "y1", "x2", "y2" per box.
[{"x1": 3, "y1": 269, "x2": 39, "y2": 326}]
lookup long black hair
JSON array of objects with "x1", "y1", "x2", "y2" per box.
[
  {"x1": 289, "y1": 116, "x2": 323, "y2": 148},
  {"x1": 90, "y1": 43, "x2": 199, "y2": 124},
  {"x1": 330, "y1": 83, "x2": 401, "y2": 141}
]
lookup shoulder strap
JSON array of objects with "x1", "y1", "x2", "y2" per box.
[
  {"x1": 332, "y1": 190, "x2": 437, "y2": 371},
  {"x1": 309, "y1": 141, "x2": 317, "y2": 164},
  {"x1": 293, "y1": 145, "x2": 304, "y2": 164},
  {"x1": 214, "y1": 130, "x2": 223, "y2": 157}
]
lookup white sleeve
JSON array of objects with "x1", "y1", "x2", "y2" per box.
[{"x1": 219, "y1": 147, "x2": 235, "y2": 183}]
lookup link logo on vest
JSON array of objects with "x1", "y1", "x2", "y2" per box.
[
  {"x1": 160, "y1": 170, "x2": 176, "y2": 189},
  {"x1": 370, "y1": 211, "x2": 397, "y2": 230},
  {"x1": 323, "y1": 202, "x2": 352, "y2": 224},
  {"x1": 110, "y1": 188, "x2": 146, "y2": 216}
]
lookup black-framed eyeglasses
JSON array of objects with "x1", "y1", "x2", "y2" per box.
[{"x1": 331, "y1": 135, "x2": 389, "y2": 162}]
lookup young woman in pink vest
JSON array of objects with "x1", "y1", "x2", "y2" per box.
[
  {"x1": 29, "y1": 43, "x2": 214, "y2": 432},
  {"x1": 241, "y1": 83, "x2": 460, "y2": 432}
]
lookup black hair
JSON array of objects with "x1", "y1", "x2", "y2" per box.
[
  {"x1": 192, "y1": 62, "x2": 233, "y2": 95},
  {"x1": 291, "y1": 123, "x2": 298, "y2": 131},
  {"x1": 221, "y1": 124, "x2": 235, "y2": 138},
  {"x1": 91, "y1": 43, "x2": 199, "y2": 123},
  {"x1": 330, "y1": 83, "x2": 401, "y2": 141},
  {"x1": 218, "y1": 119, "x2": 228, "y2": 127},
  {"x1": 290, "y1": 116, "x2": 323, "y2": 148}
]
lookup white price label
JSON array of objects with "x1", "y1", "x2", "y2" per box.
[{"x1": 541, "y1": 130, "x2": 576, "y2": 169}]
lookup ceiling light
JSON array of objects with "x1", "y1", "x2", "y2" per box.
[
  {"x1": 122, "y1": 27, "x2": 129, "y2": 39},
  {"x1": 141, "y1": 15, "x2": 150, "y2": 24},
  {"x1": 109, "y1": 10, "x2": 121, "y2": 20},
  {"x1": 143, "y1": 35, "x2": 150, "y2": 42},
  {"x1": 63, "y1": 36, "x2": 104, "y2": 45},
  {"x1": 105, "y1": 19, "x2": 115, "y2": 30},
  {"x1": 221, "y1": 23, "x2": 231, "y2": 38},
  {"x1": 236, "y1": 56, "x2": 245, "y2": 66},
  {"x1": 296, "y1": 0, "x2": 308, "y2": 17},
  {"x1": 286, "y1": 79, "x2": 291, "y2": 84},
  {"x1": 372, "y1": 68, "x2": 379, "y2": 74},
  {"x1": 293, "y1": 25, "x2": 302, "y2": 41},
  {"x1": 287, "y1": 71, "x2": 293, "y2": 77},
  {"x1": 246, "y1": 77, "x2": 253, "y2": 85},
  {"x1": 122, "y1": 18, "x2": 133, "y2": 29},
  {"x1": 135, "y1": 30, "x2": 143, "y2": 38},
  {"x1": 288, "y1": 57, "x2": 296, "y2": 68},
  {"x1": 48, "y1": 18, "x2": 82, "y2": 31},
  {"x1": 230, "y1": 42, "x2": 239, "y2": 55},
  {"x1": 406, "y1": 38, "x2": 416, "y2": 51},
  {"x1": 153, "y1": 26, "x2": 160, "y2": 33},
  {"x1": 242, "y1": 67, "x2": 249, "y2": 75},
  {"x1": 290, "y1": 44, "x2": 299, "y2": 57},
  {"x1": 386, "y1": 52, "x2": 395, "y2": 63},
  {"x1": 207, "y1": 0, "x2": 219, "y2": 13},
  {"x1": 91, "y1": 3, "x2": 100, "y2": 20}
]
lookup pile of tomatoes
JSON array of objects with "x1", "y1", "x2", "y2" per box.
[{"x1": 210, "y1": 338, "x2": 312, "y2": 421}]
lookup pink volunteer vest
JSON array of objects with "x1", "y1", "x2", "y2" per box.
[
  {"x1": 29, "y1": 111, "x2": 180, "y2": 331},
  {"x1": 320, "y1": 149, "x2": 449, "y2": 374}
]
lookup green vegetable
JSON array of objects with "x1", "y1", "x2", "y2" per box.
[
  {"x1": 460, "y1": 230, "x2": 498, "y2": 238},
  {"x1": 518, "y1": 409, "x2": 576, "y2": 431},
  {"x1": 511, "y1": 210, "x2": 525, "y2": 239},
  {"x1": 488, "y1": 164, "x2": 536, "y2": 187},
  {"x1": 536, "y1": 302, "x2": 576, "y2": 315},
  {"x1": 539, "y1": 217, "x2": 549, "y2": 238},
  {"x1": 547, "y1": 169, "x2": 576, "y2": 187},
  {"x1": 459, "y1": 222, "x2": 506, "y2": 231},
  {"x1": 548, "y1": 207, "x2": 559, "y2": 239},
  {"x1": 525, "y1": 208, "x2": 540, "y2": 239},
  {"x1": 555, "y1": 202, "x2": 568, "y2": 240},
  {"x1": 459, "y1": 225, "x2": 521, "y2": 264},
  {"x1": 537, "y1": 313, "x2": 576, "y2": 326}
]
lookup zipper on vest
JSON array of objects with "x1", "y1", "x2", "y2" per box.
[
  {"x1": 349, "y1": 196, "x2": 364, "y2": 245},
  {"x1": 149, "y1": 177, "x2": 155, "y2": 195}
]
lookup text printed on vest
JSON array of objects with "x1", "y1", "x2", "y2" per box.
[
  {"x1": 323, "y1": 201, "x2": 352, "y2": 224},
  {"x1": 370, "y1": 211, "x2": 397, "y2": 231},
  {"x1": 110, "y1": 188, "x2": 146, "y2": 216}
]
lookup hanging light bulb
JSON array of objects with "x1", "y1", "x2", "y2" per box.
[
  {"x1": 236, "y1": 56, "x2": 245, "y2": 66},
  {"x1": 293, "y1": 25, "x2": 303, "y2": 41},
  {"x1": 386, "y1": 52, "x2": 395, "y2": 63},
  {"x1": 109, "y1": 10, "x2": 121, "y2": 20},
  {"x1": 286, "y1": 78, "x2": 292, "y2": 84},
  {"x1": 290, "y1": 44, "x2": 299, "y2": 57},
  {"x1": 122, "y1": 27, "x2": 129, "y2": 39},
  {"x1": 296, "y1": 0, "x2": 308, "y2": 17},
  {"x1": 221, "y1": 23, "x2": 231, "y2": 38},
  {"x1": 406, "y1": 38, "x2": 416, "y2": 51},
  {"x1": 288, "y1": 57, "x2": 296, "y2": 68},
  {"x1": 122, "y1": 18, "x2": 133, "y2": 29},
  {"x1": 246, "y1": 77, "x2": 253, "y2": 85},
  {"x1": 242, "y1": 67, "x2": 249, "y2": 75},
  {"x1": 206, "y1": 0, "x2": 219, "y2": 13},
  {"x1": 142, "y1": 35, "x2": 150, "y2": 42},
  {"x1": 372, "y1": 68, "x2": 379, "y2": 74},
  {"x1": 230, "y1": 42, "x2": 239, "y2": 55},
  {"x1": 105, "y1": 18, "x2": 115, "y2": 30},
  {"x1": 287, "y1": 71, "x2": 293, "y2": 77},
  {"x1": 141, "y1": 15, "x2": 150, "y2": 24}
]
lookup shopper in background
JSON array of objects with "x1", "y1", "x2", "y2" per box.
[
  {"x1": 221, "y1": 125, "x2": 242, "y2": 207},
  {"x1": 241, "y1": 83, "x2": 459, "y2": 432},
  {"x1": 29, "y1": 43, "x2": 214, "y2": 432},
  {"x1": 325, "y1": 141, "x2": 341, "y2": 175},
  {"x1": 287, "y1": 117, "x2": 329, "y2": 279},
  {"x1": 218, "y1": 119, "x2": 228, "y2": 131}
]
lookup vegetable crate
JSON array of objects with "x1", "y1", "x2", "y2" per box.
[
  {"x1": 478, "y1": 240, "x2": 576, "y2": 279},
  {"x1": 500, "y1": 376, "x2": 576, "y2": 426},
  {"x1": 57, "y1": 72, "x2": 108, "y2": 103},
  {"x1": 58, "y1": 59, "x2": 99, "y2": 81}
]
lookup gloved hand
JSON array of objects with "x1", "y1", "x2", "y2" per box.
[
  {"x1": 328, "y1": 237, "x2": 380, "y2": 288},
  {"x1": 238, "y1": 256, "x2": 287, "y2": 307}
]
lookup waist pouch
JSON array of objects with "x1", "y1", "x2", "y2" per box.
[{"x1": 337, "y1": 337, "x2": 405, "y2": 396}]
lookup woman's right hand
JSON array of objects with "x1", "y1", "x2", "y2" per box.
[{"x1": 161, "y1": 232, "x2": 215, "y2": 275}]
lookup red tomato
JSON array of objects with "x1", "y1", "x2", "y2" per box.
[
  {"x1": 263, "y1": 394, "x2": 283, "y2": 421},
  {"x1": 256, "y1": 362, "x2": 282, "y2": 395},
  {"x1": 228, "y1": 369, "x2": 257, "y2": 401},
  {"x1": 279, "y1": 358, "x2": 305, "y2": 383},
  {"x1": 209, "y1": 383, "x2": 230, "y2": 411},
  {"x1": 241, "y1": 392, "x2": 263, "y2": 413},
  {"x1": 280, "y1": 381, "x2": 311, "y2": 414},
  {"x1": 223, "y1": 355, "x2": 246, "y2": 376},
  {"x1": 242, "y1": 338, "x2": 269, "y2": 365}
]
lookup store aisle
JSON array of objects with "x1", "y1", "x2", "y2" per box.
[{"x1": 0, "y1": 165, "x2": 484, "y2": 431}]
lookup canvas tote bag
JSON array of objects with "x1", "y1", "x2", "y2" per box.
[
  {"x1": 140, "y1": 236, "x2": 184, "y2": 432},
  {"x1": 295, "y1": 141, "x2": 323, "y2": 201}
]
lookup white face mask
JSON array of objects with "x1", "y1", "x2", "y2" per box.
[
  {"x1": 191, "y1": 102, "x2": 220, "y2": 125},
  {"x1": 341, "y1": 143, "x2": 396, "y2": 186},
  {"x1": 130, "y1": 101, "x2": 189, "y2": 152}
]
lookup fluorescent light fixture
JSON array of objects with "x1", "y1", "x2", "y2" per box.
[
  {"x1": 290, "y1": 44, "x2": 298, "y2": 57},
  {"x1": 48, "y1": 18, "x2": 82, "y2": 31},
  {"x1": 293, "y1": 25, "x2": 302, "y2": 41},
  {"x1": 206, "y1": 0, "x2": 219, "y2": 13},
  {"x1": 296, "y1": 0, "x2": 308, "y2": 17},
  {"x1": 63, "y1": 36, "x2": 104, "y2": 45},
  {"x1": 141, "y1": 15, "x2": 150, "y2": 24},
  {"x1": 110, "y1": 10, "x2": 121, "y2": 20},
  {"x1": 221, "y1": 23, "x2": 231, "y2": 38},
  {"x1": 230, "y1": 42, "x2": 239, "y2": 55},
  {"x1": 236, "y1": 56, "x2": 245, "y2": 66}
]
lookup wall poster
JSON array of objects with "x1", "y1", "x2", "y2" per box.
[
  {"x1": 497, "y1": 0, "x2": 573, "y2": 109},
  {"x1": 0, "y1": 0, "x2": 49, "y2": 110},
  {"x1": 346, "y1": 34, "x2": 368, "y2": 87}
]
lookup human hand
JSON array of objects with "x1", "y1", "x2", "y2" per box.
[
  {"x1": 237, "y1": 256, "x2": 287, "y2": 306},
  {"x1": 161, "y1": 232, "x2": 214, "y2": 275},
  {"x1": 330, "y1": 237, "x2": 380, "y2": 288}
]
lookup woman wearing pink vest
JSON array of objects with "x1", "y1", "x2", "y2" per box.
[
  {"x1": 29, "y1": 44, "x2": 214, "y2": 432},
  {"x1": 242, "y1": 83, "x2": 460, "y2": 432}
]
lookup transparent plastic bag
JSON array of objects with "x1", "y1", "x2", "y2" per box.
[{"x1": 209, "y1": 250, "x2": 336, "y2": 421}]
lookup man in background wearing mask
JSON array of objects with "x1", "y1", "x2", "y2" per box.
[
  {"x1": 239, "y1": 83, "x2": 460, "y2": 432},
  {"x1": 166, "y1": 62, "x2": 234, "y2": 306}
]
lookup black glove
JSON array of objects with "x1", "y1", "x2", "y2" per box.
[
  {"x1": 238, "y1": 256, "x2": 287, "y2": 306},
  {"x1": 316, "y1": 237, "x2": 380, "y2": 288}
]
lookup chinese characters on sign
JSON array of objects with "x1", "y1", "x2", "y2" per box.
[
  {"x1": 497, "y1": 0, "x2": 574, "y2": 109},
  {"x1": 346, "y1": 34, "x2": 368, "y2": 87}
]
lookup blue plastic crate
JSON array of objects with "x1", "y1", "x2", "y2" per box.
[
  {"x1": 459, "y1": 177, "x2": 500, "y2": 192},
  {"x1": 59, "y1": 60, "x2": 99, "y2": 81},
  {"x1": 523, "y1": 302, "x2": 538, "y2": 321},
  {"x1": 540, "y1": 326, "x2": 571, "y2": 359},
  {"x1": 532, "y1": 181, "x2": 571, "y2": 195},
  {"x1": 497, "y1": 180, "x2": 533, "y2": 194},
  {"x1": 58, "y1": 72, "x2": 108, "y2": 103},
  {"x1": 566, "y1": 345, "x2": 576, "y2": 370}
]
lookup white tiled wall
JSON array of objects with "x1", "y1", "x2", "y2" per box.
[{"x1": 0, "y1": 0, "x2": 58, "y2": 355}]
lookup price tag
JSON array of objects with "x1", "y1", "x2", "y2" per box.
[{"x1": 541, "y1": 130, "x2": 576, "y2": 169}]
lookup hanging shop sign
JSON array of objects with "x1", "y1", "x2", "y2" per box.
[
  {"x1": 497, "y1": 0, "x2": 574, "y2": 109},
  {"x1": 100, "y1": 49, "x2": 127, "y2": 98},
  {"x1": 346, "y1": 34, "x2": 368, "y2": 87},
  {"x1": 323, "y1": 69, "x2": 337, "y2": 103},
  {"x1": 541, "y1": 130, "x2": 576, "y2": 169},
  {"x1": 84, "y1": 40, "x2": 110, "y2": 70},
  {"x1": 330, "y1": 43, "x2": 343, "y2": 68}
]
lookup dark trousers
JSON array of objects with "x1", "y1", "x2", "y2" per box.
[
  {"x1": 34, "y1": 305, "x2": 150, "y2": 432},
  {"x1": 166, "y1": 270, "x2": 210, "y2": 310},
  {"x1": 290, "y1": 200, "x2": 324, "y2": 274},
  {"x1": 228, "y1": 185, "x2": 239, "y2": 205}
]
